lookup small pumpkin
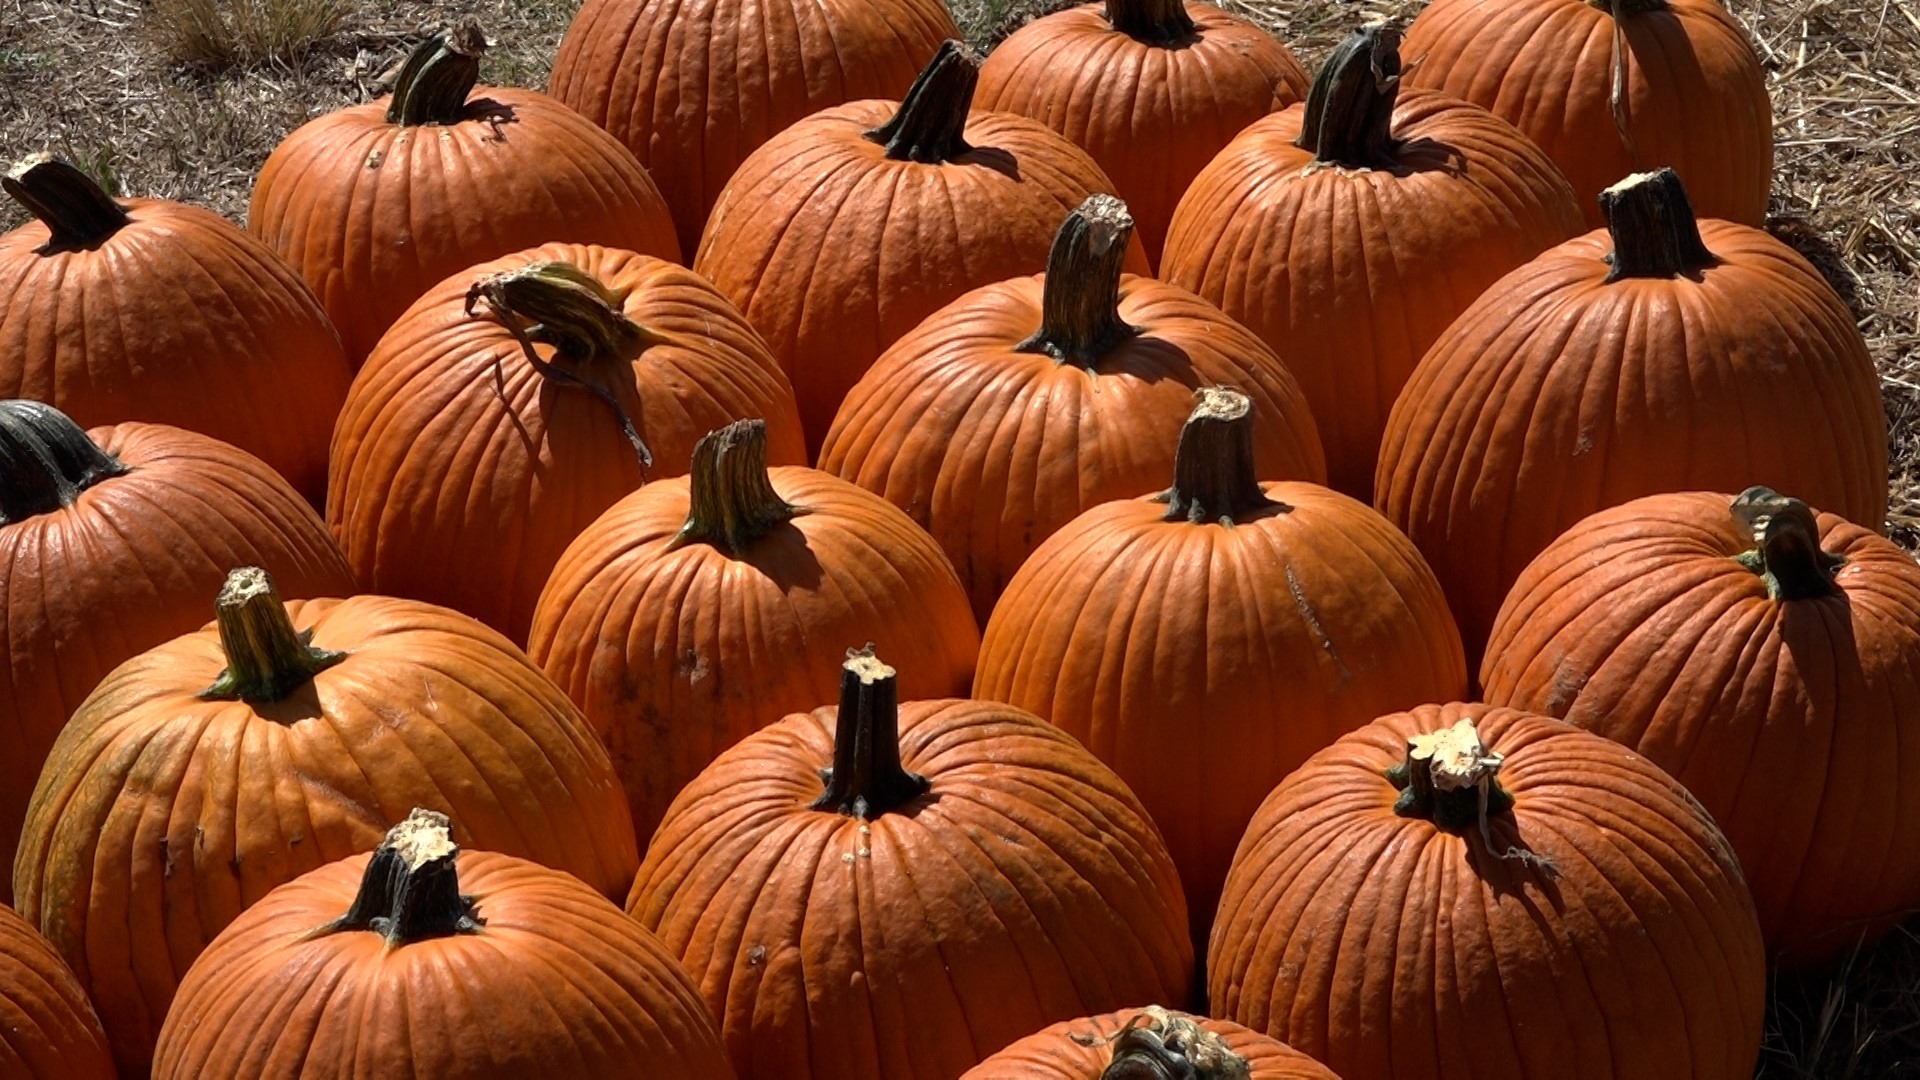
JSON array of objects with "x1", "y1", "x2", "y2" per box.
[
  {"x1": 1211, "y1": 705, "x2": 1766, "y2": 1079},
  {"x1": 329, "y1": 247, "x2": 805, "y2": 644},
  {"x1": 251, "y1": 23, "x2": 680, "y2": 363},
  {"x1": 0, "y1": 903, "x2": 113, "y2": 1079},
  {"x1": 961, "y1": 1006, "x2": 1338, "y2": 1079},
  {"x1": 1483, "y1": 487, "x2": 1920, "y2": 966},
  {"x1": 820, "y1": 195, "x2": 1326, "y2": 622},
  {"x1": 153, "y1": 809, "x2": 734, "y2": 1078},
  {"x1": 13, "y1": 568, "x2": 638, "y2": 1073},
  {"x1": 975, "y1": 388, "x2": 1466, "y2": 945},
  {"x1": 1376, "y1": 168, "x2": 1887, "y2": 665},
  {"x1": 693, "y1": 40, "x2": 1147, "y2": 453},
  {"x1": 1160, "y1": 27, "x2": 1584, "y2": 498},
  {"x1": 975, "y1": 0, "x2": 1308, "y2": 268},
  {"x1": 0, "y1": 402, "x2": 354, "y2": 906},
  {"x1": 1, "y1": 156, "x2": 350, "y2": 503},
  {"x1": 628, "y1": 648, "x2": 1194, "y2": 1079},
  {"x1": 529, "y1": 418, "x2": 981, "y2": 839}
]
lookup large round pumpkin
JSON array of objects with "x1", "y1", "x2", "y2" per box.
[
  {"x1": 975, "y1": 0, "x2": 1308, "y2": 269},
  {"x1": 1160, "y1": 27, "x2": 1583, "y2": 498},
  {"x1": 153, "y1": 809, "x2": 734, "y2": 1078},
  {"x1": 329, "y1": 246, "x2": 805, "y2": 644},
  {"x1": 628, "y1": 649, "x2": 1194, "y2": 1079},
  {"x1": 0, "y1": 903, "x2": 113, "y2": 1079},
  {"x1": 975, "y1": 388, "x2": 1466, "y2": 944},
  {"x1": 13, "y1": 568, "x2": 639, "y2": 1073},
  {"x1": 1375, "y1": 168, "x2": 1887, "y2": 665},
  {"x1": 1211, "y1": 704, "x2": 1766, "y2": 1079},
  {"x1": 1, "y1": 155, "x2": 349, "y2": 503},
  {"x1": 820, "y1": 195, "x2": 1326, "y2": 622},
  {"x1": 962, "y1": 1006, "x2": 1338, "y2": 1079},
  {"x1": 529, "y1": 418, "x2": 981, "y2": 839},
  {"x1": 1401, "y1": 0, "x2": 1772, "y2": 226},
  {"x1": 1483, "y1": 487, "x2": 1920, "y2": 967},
  {"x1": 550, "y1": 0, "x2": 956, "y2": 253},
  {"x1": 251, "y1": 24, "x2": 679, "y2": 363},
  {"x1": 0, "y1": 403, "x2": 354, "y2": 907},
  {"x1": 693, "y1": 41, "x2": 1147, "y2": 453}
]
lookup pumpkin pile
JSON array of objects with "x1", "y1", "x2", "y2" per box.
[{"x1": 0, "y1": 0, "x2": 1908, "y2": 1074}]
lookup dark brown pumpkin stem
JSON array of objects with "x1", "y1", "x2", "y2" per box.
[
  {"x1": 1386, "y1": 717, "x2": 1557, "y2": 876},
  {"x1": 1295, "y1": 25, "x2": 1403, "y2": 169},
  {"x1": 1600, "y1": 168, "x2": 1718, "y2": 280},
  {"x1": 0, "y1": 400, "x2": 129, "y2": 525},
  {"x1": 670, "y1": 419, "x2": 807, "y2": 554},
  {"x1": 1157, "y1": 387, "x2": 1279, "y2": 524},
  {"x1": 386, "y1": 21, "x2": 487, "y2": 126},
  {"x1": 4, "y1": 155, "x2": 130, "y2": 252},
  {"x1": 811, "y1": 646, "x2": 931, "y2": 819},
  {"x1": 1731, "y1": 486, "x2": 1845, "y2": 601},
  {"x1": 866, "y1": 40, "x2": 979, "y2": 164},
  {"x1": 1105, "y1": 0, "x2": 1196, "y2": 44},
  {"x1": 1016, "y1": 195, "x2": 1140, "y2": 367},
  {"x1": 1588, "y1": 0, "x2": 1668, "y2": 14},
  {"x1": 200, "y1": 567, "x2": 347, "y2": 704},
  {"x1": 315, "y1": 809, "x2": 485, "y2": 948},
  {"x1": 1083, "y1": 1008, "x2": 1251, "y2": 1080}
]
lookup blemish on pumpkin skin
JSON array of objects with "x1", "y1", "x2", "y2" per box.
[
  {"x1": 1287, "y1": 563, "x2": 1350, "y2": 680},
  {"x1": 746, "y1": 945, "x2": 767, "y2": 966},
  {"x1": 364, "y1": 150, "x2": 385, "y2": 170}
]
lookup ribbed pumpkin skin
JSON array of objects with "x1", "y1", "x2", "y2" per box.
[
  {"x1": 629, "y1": 698, "x2": 1194, "y2": 1080},
  {"x1": 1160, "y1": 91, "x2": 1583, "y2": 498},
  {"x1": 975, "y1": 2, "x2": 1309, "y2": 269},
  {"x1": 1211, "y1": 704, "x2": 1766, "y2": 1080},
  {"x1": 0, "y1": 423, "x2": 354, "y2": 906},
  {"x1": 819, "y1": 274, "x2": 1327, "y2": 622},
  {"x1": 528, "y1": 465, "x2": 981, "y2": 839},
  {"x1": 0, "y1": 904, "x2": 113, "y2": 1079},
  {"x1": 1375, "y1": 221, "x2": 1888, "y2": 665},
  {"x1": 694, "y1": 103, "x2": 1146, "y2": 453},
  {"x1": 250, "y1": 88, "x2": 680, "y2": 363},
  {"x1": 153, "y1": 849, "x2": 735, "y2": 1079},
  {"x1": 1400, "y1": 0, "x2": 1772, "y2": 226},
  {"x1": 961, "y1": 1008, "x2": 1338, "y2": 1079},
  {"x1": 0, "y1": 198, "x2": 350, "y2": 502},
  {"x1": 1482, "y1": 493, "x2": 1920, "y2": 965},
  {"x1": 974, "y1": 483, "x2": 1467, "y2": 941},
  {"x1": 13, "y1": 595, "x2": 640, "y2": 1074},
  {"x1": 328, "y1": 243, "x2": 805, "y2": 644},
  {"x1": 550, "y1": 0, "x2": 957, "y2": 253}
]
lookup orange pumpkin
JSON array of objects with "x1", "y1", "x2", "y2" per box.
[
  {"x1": 251, "y1": 24, "x2": 679, "y2": 363},
  {"x1": 820, "y1": 195, "x2": 1325, "y2": 622},
  {"x1": 0, "y1": 903, "x2": 113, "y2": 1079},
  {"x1": 962, "y1": 1006, "x2": 1338, "y2": 1079},
  {"x1": 1211, "y1": 705, "x2": 1766, "y2": 1079}
]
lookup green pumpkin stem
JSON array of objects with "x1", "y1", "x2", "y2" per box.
[
  {"x1": 1600, "y1": 168, "x2": 1718, "y2": 281},
  {"x1": 0, "y1": 400, "x2": 129, "y2": 525},
  {"x1": 1105, "y1": 0, "x2": 1196, "y2": 44},
  {"x1": 811, "y1": 647, "x2": 931, "y2": 818},
  {"x1": 200, "y1": 567, "x2": 347, "y2": 704},
  {"x1": 1157, "y1": 387, "x2": 1279, "y2": 524},
  {"x1": 669, "y1": 420, "x2": 808, "y2": 554},
  {"x1": 1295, "y1": 25, "x2": 1403, "y2": 169},
  {"x1": 1083, "y1": 1008, "x2": 1252, "y2": 1080},
  {"x1": 1016, "y1": 195, "x2": 1139, "y2": 367},
  {"x1": 866, "y1": 40, "x2": 979, "y2": 164},
  {"x1": 313, "y1": 809, "x2": 485, "y2": 948},
  {"x1": 4, "y1": 155, "x2": 130, "y2": 252},
  {"x1": 386, "y1": 21, "x2": 487, "y2": 126},
  {"x1": 1730, "y1": 486, "x2": 1845, "y2": 600}
]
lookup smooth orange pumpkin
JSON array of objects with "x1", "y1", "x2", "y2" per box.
[
  {"x1": 0, "y1": 903, "x2": 112, "y2": 1079},
  {"x1": 962, "y1": 1006, "x2": 1338, "y2": 1079}
]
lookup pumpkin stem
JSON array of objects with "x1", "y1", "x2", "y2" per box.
[
  {"x1": 669, "y1": 419, "x2": 809, "y2": 554},
  {"x1": 1156, "y1": 387, "x2": 1280, "y2": 524},
  {"x1": 866, "y1": 40, "x2": 979, "y2": 164},
  {"x1": 811, "y1": 646, "x2": 931, "y2": 819},
  {"x1": 1587, "y1": 0, "x2": 1668, "y2": 14},
  {"x1": 1295, "y1": 25, "x2": 1403, "y2": 170},
  {"x1": 0, "y1": 400, "x2": 129, "y2": 525},
  {"x1": 1077, "y1": 1008, "x2": 1252, "y2": 1080},
  {"x1": 1600, "y1": 168, "x2": 1718, "y2": 281},
  {"x1": 1016, "y1": 195, "x2": 1140, "y2": 367},
  {"x1": 4, "y1": 154, "x2": 130, "y2": 252},
  {"x1": 313, "y1": 809, "x2": 485, "y2": 949},
  {"x1": 1387, "y1": 717, "x2": 1557, "y2": 876},
  {"x1": 1731, "y1": 486, "x2": 1845, "y2": 601},
  {"x1": 1105, "y1": 0, "x2": 1196, "y2": 44},
  {"x1": 200, "y1": 567, "x2": 348, "y2": 704},
  {"x1": 386, "y1": 21, "x2": 487, "y2": 126}
]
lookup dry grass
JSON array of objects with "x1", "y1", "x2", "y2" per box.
[{"x1": 148, "y1": 0, "x2": 356, "y2": 67}]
